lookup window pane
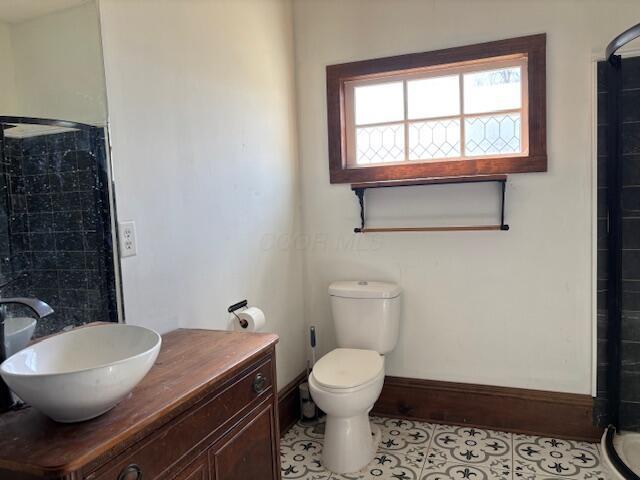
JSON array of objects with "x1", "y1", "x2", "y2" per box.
[
  {"x1": 463, "y1": 67, "x2": 521, "y2": 114},
  {"x1": 356, "y1": 124, "x2": 405, "y2": 164},
  {"x1": 464, "y1": 113, "x2": 521, "y2": 156},
  {"x1": 407, "y1": 75, "x2": 460, "y2": 119},
  {"x1": 408, "y1": 119, "x2": 460, "y2": 160},
  {"x1": 354, "y1": 82, "x2": 404, "y2": 125}
]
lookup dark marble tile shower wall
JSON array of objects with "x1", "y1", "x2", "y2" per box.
[
  {"x1": 0, "y1": 128, "x2": 117, "y2": 336},
  {"x1": 596, "y1": 58, "x2": 640, "y2": 431},
  {"x1": 0, "y1": 146, "x2": 11, "y2": 277}
]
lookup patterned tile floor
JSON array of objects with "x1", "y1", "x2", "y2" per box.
[{"x1": 280, "y1": 416, "x2": 609, "y2": 480}]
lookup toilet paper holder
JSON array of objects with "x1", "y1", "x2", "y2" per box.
[{"x1": 228, "y1": 300, "x2": 249, "y2": 328}]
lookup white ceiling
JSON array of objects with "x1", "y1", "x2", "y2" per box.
[{"x1": 0, "y1": 0, "x2": 89, "y2": 24}]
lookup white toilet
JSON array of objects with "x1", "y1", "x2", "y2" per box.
[{"x1": 309, "y1": 280, "x2": 401, "y2": 474}]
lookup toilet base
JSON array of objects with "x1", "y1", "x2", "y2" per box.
[{"x1": 322, "y1": 413, "x2": 381, "y2": 474}]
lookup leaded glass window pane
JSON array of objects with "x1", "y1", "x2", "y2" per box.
[
  {"x1": 356, "y1": 124, "x2": 405, "y2": 164},
  {"x1": 408, "y1": 119, "x2": 461, "y2": 160},
  {"x1": 464, "y1": 113, "x2": 521, "y2": 156}
]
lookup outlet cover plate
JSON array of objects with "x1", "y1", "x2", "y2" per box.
[{"x1": 118, "y1": 221, "x2": 137, "y2": 258}]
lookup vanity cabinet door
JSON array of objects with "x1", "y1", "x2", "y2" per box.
[
  {"x1": 173, "y1": 455, "x2": 209, "y2": 480},
  {"x1": 209, "y1": 402, "x2": 279, "y2": 480}
]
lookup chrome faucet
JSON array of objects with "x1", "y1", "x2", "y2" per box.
[{"x1": 0, "y1": 297, "x2": 54, "y2": 412}]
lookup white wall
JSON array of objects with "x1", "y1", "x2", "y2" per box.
[
  {"x1": 98, "y1": 0, "x2": 306, "y2": 388},
  {"x1": 9, "y1": 1, "x2": 106, "y2": 124},
  {"x1": 293, "y1": 0, "x2": 640, "y2": 395},
  {"x1": 0, "y1": 20, "x2": 17, "y2": 113}
]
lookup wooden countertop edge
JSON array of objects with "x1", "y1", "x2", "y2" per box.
[{"x1": 0, "y1": 328, "x2": 279, "y2": 477}]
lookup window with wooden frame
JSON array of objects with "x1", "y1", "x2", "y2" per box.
[{"x1": 326, "y1": 34, "x2": 546, "y2": 184}]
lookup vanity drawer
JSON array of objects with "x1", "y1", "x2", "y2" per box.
[{"x1": 86, "y1": 356, "x2": 273, "y2": 480}]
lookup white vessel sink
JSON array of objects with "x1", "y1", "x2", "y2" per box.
[
  {"x1": 4, "y1": 317, "x2": 37, "y2": 357},
  {"x1": 0, "y1": 324, "x2": 161, "y2": 423}
]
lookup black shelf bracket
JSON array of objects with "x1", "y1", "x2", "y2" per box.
[
  {"x1": 351, "y1": 176, "x2": 510, "y2": 233},
  {"x1": 499, "y1": 179, "x2": 508, "y2": 230},
  {"x1": 355, "y1": 188, "x2": 365, "y2": 232}
]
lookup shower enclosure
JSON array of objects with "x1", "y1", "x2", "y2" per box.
[
  {"x1": 599, "y1": 22, "x2": 640, "y2": 480},
  {"x1": 0, "y1": 117, "x2": 119, "y2": 337}
]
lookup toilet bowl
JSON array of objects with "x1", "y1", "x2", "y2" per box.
[{"x1": 309, "y1": 348, "x2": 385, "y2": 473}]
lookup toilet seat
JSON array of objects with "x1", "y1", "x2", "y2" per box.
[{"x1": 312, "y1": 348, "x2": 383, "y2": 390}]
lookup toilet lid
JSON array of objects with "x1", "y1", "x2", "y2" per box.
[{"x1": 312, "y1": 348, "x2": 383, "y2": 389}]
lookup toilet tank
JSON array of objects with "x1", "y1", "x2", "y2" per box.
[{"x1": 329, "y1": 281, "x2": 401, "y2": 354}]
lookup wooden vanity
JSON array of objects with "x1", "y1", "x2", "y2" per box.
[{"x1": 0, "y1": 329, "x2": 281, "y2": 480}]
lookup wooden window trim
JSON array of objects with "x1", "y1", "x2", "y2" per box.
[{"x1": 326, "y1": 34, "x2": 547, "y2": 184}]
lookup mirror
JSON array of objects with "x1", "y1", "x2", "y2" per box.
[{"x1": 0, "y1": 0, "x2": 120, "y2": 337}]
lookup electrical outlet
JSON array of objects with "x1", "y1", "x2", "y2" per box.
[{"x1": 118, "y1": 221, "x2": 137, "y2": 258}]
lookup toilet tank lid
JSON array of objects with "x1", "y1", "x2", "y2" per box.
[{"x1": 329, "y1": 281, "x2": 401, "y2": 299}]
